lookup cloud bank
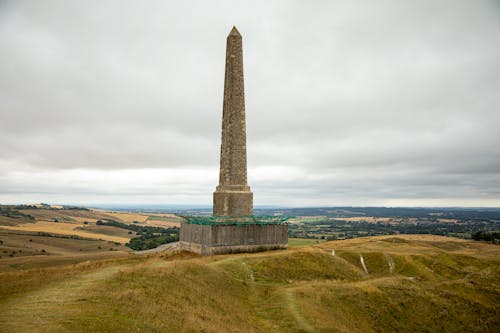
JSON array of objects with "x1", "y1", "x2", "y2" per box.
[{"x1": 1, "y1": 0, "x2": 499, "y2": 206}]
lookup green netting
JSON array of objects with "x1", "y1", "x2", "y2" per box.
[{"x1": 182, "y1": 215, "x2": 289, "y2": 226}]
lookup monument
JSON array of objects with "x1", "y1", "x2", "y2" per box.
[
  {"x1": 213, "y1": 26, "x2": 253, "y2": 217},
  {"x1": 179, "y1": 27, "x2": 288, "y2": 255}
]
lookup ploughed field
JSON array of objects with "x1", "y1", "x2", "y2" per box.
[{"x1": 0, "y1": 235, "x2": 498, "y2": 332}]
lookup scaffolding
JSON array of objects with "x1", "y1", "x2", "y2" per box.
[{"x1": 182, "y1": 215, "x2": 289, "y2": 226}]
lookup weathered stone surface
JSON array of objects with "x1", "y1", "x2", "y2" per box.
[
  {"x1": 213, "y1": 26, "x2": 253, "y2": 216},
  {"x1": 213, "y1": 191, "x2": 253, "y2": 216},
  {"x1": 179, "y1": 223, "x2": 288, "y2": 255}
]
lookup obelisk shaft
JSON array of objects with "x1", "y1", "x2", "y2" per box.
[{"x1": 213, "y1": 26, "x2": 253, "y2": 216}]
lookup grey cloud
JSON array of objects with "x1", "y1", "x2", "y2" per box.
[{"x1": 0, "y1": 0, "x2": 499, "y2": 206}]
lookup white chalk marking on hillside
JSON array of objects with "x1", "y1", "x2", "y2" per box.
[
  {"x1": 331, "y1": 249, "x2": 335, "y2": 256},
  {"x1": 242, "y1": 262, "x2": 255, "y2": 282},
  {"x1": 385, "y1": 254, "x2": 395, "y2": 274},
  {"x1": 360, "y1": 254, "x2": 368, "y2": 274}
]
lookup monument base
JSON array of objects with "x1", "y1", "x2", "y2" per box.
[
  {"x1": 179, "y1": 222, "x2": 288, "y2": 256},
  {"x1": 213, "y1": 190, "x2": 253, "y2": 216}
]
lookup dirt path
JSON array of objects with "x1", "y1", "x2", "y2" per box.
[
  {"x1": 385, "y1": 253, "x2": 395, "y2": 273},
  {"x1": 0, "y1": 265, "x2": 124, "y2": 332},
  {"x1": 283, "y1": 288, "x2": 315, "y2": 333}
]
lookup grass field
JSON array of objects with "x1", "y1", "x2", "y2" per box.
[
  {"x1": 105, "y1": 212, "x2": 149, "y2": 223},
  {"x1": 145, "y1": 214, "x2": 183, "y2": 227},
  {"x1": 333, "y1": 216, "x2": 458, "y2": 224},
  {"x1": 334, "y1": 216, "x2": 394, "y2": 223},
  {"x1": 19, "y1": 209, "x2": 115, "y2": 222},
  {"x1": 0, "y1": 229, "x2": 130, "y2": 271},
  {"x1": 0, "y1": 208, "x2": 183, "y2": 253},
  {"x1": 288, "y1": 238, "x2": 325, "y2": 248},
  {"x1": 0, "y1": 235, "x2": 498, "y2": 332},
  {"x1": 0, "y1": 221, "x2": 132, "y2": 244},
  {"x1": 0, "y1": 208, "x2": 150, "y2": 272}
]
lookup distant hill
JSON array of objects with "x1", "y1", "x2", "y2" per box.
[
  {"x1": 0, "y1": 207, "x2": 182, "y2": 269},
  {"x1": 0, "y1": 235, "x2": 498, "y2": 332}
]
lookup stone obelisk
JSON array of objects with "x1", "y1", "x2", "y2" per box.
[
  {"x1": 179, "y1": 27, "x2": 287, "y2": 255},
  {"x1": 213, "y1": 26, "x2": 253, "y2": 216}
]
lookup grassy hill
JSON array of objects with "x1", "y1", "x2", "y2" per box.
[
  {"x1": 0, "y1": 207, "x2": 183, "y2": 270},
  {"x1": 0, "y1": 235, "x2": 498, "y2": 332}
]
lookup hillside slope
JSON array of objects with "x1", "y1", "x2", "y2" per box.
[{"x1": 0, "y1": 235, "x2": 498, "y2": 332}]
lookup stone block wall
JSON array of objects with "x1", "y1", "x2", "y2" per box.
[{"x1": 180, "y1": 222, "x2": 288, "y2": 255}]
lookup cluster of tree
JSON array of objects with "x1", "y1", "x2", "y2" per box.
[
  {"x1": 3, "y1": 204, "x2": 89, "y2": 211},
  {"x1": 9, "y1": 203, "x2": 52, "y2": 210},
  {"x1": 127, "y1": 233, "x2": 179, "y2": 250},
  {"x1": 96, "y1": 220, "x2": 177, "y2": 235},
  {"x1": 255, "y1": 207, "x2": 500, "y2": 220},
  {"x1": 0, "y1": 206, "x2": 34, "y2": 220},
  {"x1": 9, "y1": 204, "x2": 41, "y2": 210},
  {"x1": 471, "y1": 231, "x2": 500, "y2": 243},
  {"x1": 36, "y1": 232, "x2": 83, "y2": 239},
  {"x1": 95, "y1": 220, "x2": 179, "y2": 250},
  {"x1": 63, "y1": 206, "x2": 90, "y2": 211},
  {"x1": 288, "y1": 219, "x2": 499, "y2": 240}
]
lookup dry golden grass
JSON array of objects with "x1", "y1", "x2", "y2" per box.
[
  {"x1": 147, "y1": 213, "x2": 182, "y2": 219},
  {"x1": 0, "y1": 215, "x2": 28, "y2": 226},
  {"x1": 1, "y1": 208, "x2": 184, "y2": 239},
  {"x1": 0, "y1": 235, "x2": 498, "y2": 332},
  {"x1": 288, "y1": 238, "x2": 325, "y2": 248},
  {"x1": 144, "y1": 220, "x2": 181, "y2": 228},
  {"x1": 334, "y1": 216, "x2": 393, "y2": 223},
  {"x1": 19, "y1": 209, "x2": 116, "y2": 222},
  {"x1": 0, "y1": 247, "x2": 130, "y2": 272},
  {"x1": 0, "y1": 229, "x2": 131, "y2": 272},
  {"x1": 316, "y1": 234, "x2": 499, "y2": 259},
  {"x1": 56, "y1": 209, "x2": 118, "y2": 220},
  {"x1": 76, "y1": 224, "x2": 135, "y2": 238},
  {"x1": 65, "y1": 216, "x2": 99, "y2": 223},
  {"x1": 0, "y1": 221, "x2": 131, "y2": 244},
  {"x1": 16, "y1": 209, "x2": 75, "y2": 222},
  {"x1": 127, "y1": 214, "x2": 184, "y2": 228},
  {"x1": 105, "y1": 212, "x2": 149, "y2": 223}
]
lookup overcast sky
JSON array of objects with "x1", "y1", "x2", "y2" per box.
[{"x1": 1, "y1": 0, "x2": 499, "y2": 207}]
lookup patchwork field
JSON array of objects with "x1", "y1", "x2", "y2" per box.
[
  {"x1": 144, "y1": 214, "x2": 184, "y2": 228},
  {"x1": 0, "y1": 221, "x2": 132, "y2": 244},
  {"x1": 105, "y1": 212, "x2": 149, "y2": 223},
  {"x1": 18, "y1": 209, "x2": 115, "y2": 222},
  {"x1": 0, "y1": 207, "x2": 182, "y2": 244},
  {"x1": 335, "y1": 216, "x2": 459, "y2": 224},
  {"x1": 0, "y1": 229, "x2": 130, "y2": 271},
  {"x1": 288, "y1": 237, "x2": 325, "y2": 248},
  {"x1": 0, "y1": 235, "x2": 498, "y2": 332},
  {"x1": 334, "y1": 216, "x2": 397, "y2": 223},
  {"x1": 0, "y1": 207, "x2": 183, "y2": 271}
]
